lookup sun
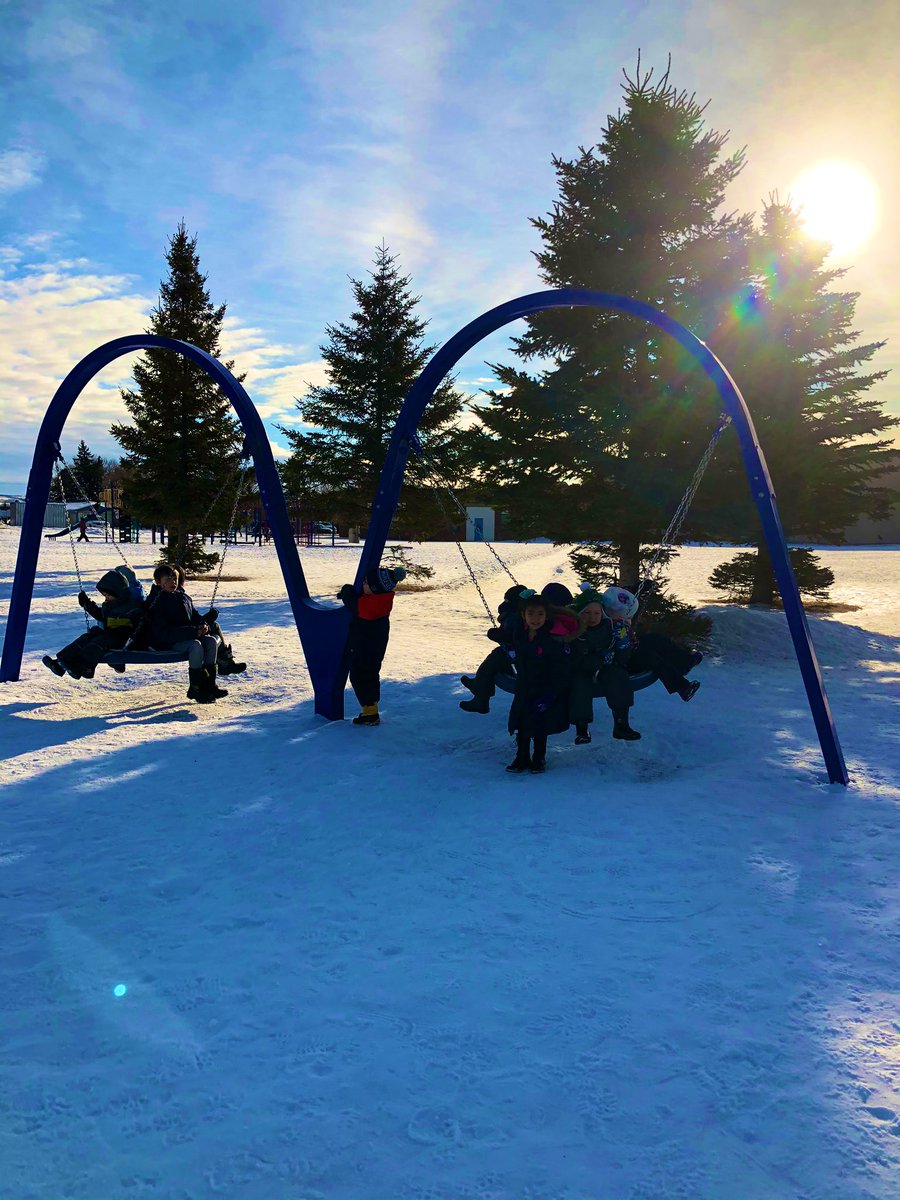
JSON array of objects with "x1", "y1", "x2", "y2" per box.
[{"x1": 788, "y1": 160, "x2": 880, "y2": 259}]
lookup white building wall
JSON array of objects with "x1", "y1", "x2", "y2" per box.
[{"x1": 465, "y1": 506, "x2": 495, "y2": 542}]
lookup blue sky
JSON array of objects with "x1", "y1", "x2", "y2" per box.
[{"x1": 1, "y1": 0, "x2": 897, "y2": 493}]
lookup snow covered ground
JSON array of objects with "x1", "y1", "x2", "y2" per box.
[{"x1": 1, "y1": 525, "x2": 898, "y2": 1200}]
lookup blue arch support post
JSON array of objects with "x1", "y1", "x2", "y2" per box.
[
  {"x1": 357, "y1": 288, "x2": 848, "y2": 786},
  {"x1": 0, "y1": 335, "x2": 351, "y2": 718}
]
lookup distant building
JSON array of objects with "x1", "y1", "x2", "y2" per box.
[{"x1": 10, "y1": 499, "x2": 95, "y2": 529}]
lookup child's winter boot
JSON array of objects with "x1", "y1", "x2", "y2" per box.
[
  {"x1": 42, "y1": 655, "x2": 66, "y2": 677},
  {"x1": 353, "y1": 704, "x2": 380, "y2": 726},
  {"x1": 459, "y1": 693, "x2": 490, "y2": 713},
  {"x1": 574, "y1": 723, "x2": 592, "y2": 745},
  {"x1": 187, "y1": 666, "x2": 216, "y2": 703},
  {"x1": 678, "y1": 679, "x2": 701, "y2": 702},
  {"x1": 506, "y1": 745, "x2": 532, "y2": 773},
  {"x1": 612, "y1": 710, "x2": 641, "y2": 740},
  {"x1": 205, "y1": 663, "x2": 229, "y2": 698},
  {"x1": 218, "y1": 645, "x2": 247, "y2": 675}
]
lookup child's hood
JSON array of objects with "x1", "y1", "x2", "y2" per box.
[
  {"x1": 96, "y1": 570, "x2": 129, "y2": 601},
  {"x1": 548, "y1": 607, "x2": 582, "y2": 642}
]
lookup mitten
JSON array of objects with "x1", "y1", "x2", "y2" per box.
[
  {"x1": 204, "y1": 607, "x2": 219, "y2": 623},
  {"x1": 486, "y1": 627, "x2": 502, "y2": 642},
  {"x1": 337, "y1": 583, "x2": 356, "y2": 605},
  {"x1": 77, "y1": 590, "x2": 90, "y2": 608}
]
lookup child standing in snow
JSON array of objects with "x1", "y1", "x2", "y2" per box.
[
  {"x1": 338, "y1": 564, "x2": 406, "y2": 726},
  {"x1": 505, "y1": 592, "x2": 573, "y2": 774}
]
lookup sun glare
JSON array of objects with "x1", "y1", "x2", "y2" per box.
[{"x1": 788, "y1": 160, "x2": 880, "y2": 259}]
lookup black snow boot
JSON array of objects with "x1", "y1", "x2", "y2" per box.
[
  {"x1": 42, "y1": 655, "x2": 66, "y2": 677},
  {"x1": 187, "y1": 667, "x2": 216, "y2": 704},
  {"x1": 460, "y1": 695, "x2": 490, "y2": 714},
  {"x1": 574, "y1": 723, "x2": 592, "y2": 745},
  {"x1": 612, "y1": 711, "x2": 641, "y2": 741},
  {"x1": 678, "y1": 679, "x2": 701, "y2": 702},
  {"x1": 217, "y1": 645, "x2": 247, "y2": 674},
  {"x1": 506, "y1": 746, "x2": 532, "y2": 773},
  {"x1": 460, "y1": 675, "x2": 477, "y2": 694},
  {"x1": 205, "y1": 663, "x2": 229, "y2": 698}
]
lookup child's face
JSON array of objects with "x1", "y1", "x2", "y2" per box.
[
  {"x1": 523, "y1": 604, "x2": 547, "y2": 631},
  {"x1": 159, "y1": 574, "x2": 179, "y2": 593},
  {"x1": 99, "y1": 590, "x2": 115, "y2": 602},
  {"x1": 581, "y1": 602, "x2": 603, "y2": 627}
]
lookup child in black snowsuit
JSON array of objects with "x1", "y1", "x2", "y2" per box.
[
  {"x1": 459, "y1": 583, "x2": 531, "y2": 713},
  {"x1": 505, "y1": 593, "x2": 573, "y2": 774},
  {"x1": 568, "y1": 585, "x2": 642, "y2": 743},
  {"x1": 169, "y1": 565, "x2": 246, "y2": 674},
  {"x1": 42, "y1": 570, "x2": 143, "y2": 679},
  {"x1": 338, "y1": 564, "x2": 406, "y2": 726}
]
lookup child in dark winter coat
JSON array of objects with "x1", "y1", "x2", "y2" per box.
[
  {"x1": 569, "y1": 585, "x2": 642, "y2": 743},
  {"x1": 338, "y1": 564, "x2": 406, "y2": 726},
  {"x1": 42, "y1": 570, "x2": 143, "y2": 680},
  {"x1": 459, "y1": 583, "x2": 530, "y2": 714},
  {"x1": 145, "y1": 565, "x2": 225, "y2": 704},
  {"x1": 505, "y1": 593, "x2": 573, "y2": 774},
  {"x1": 170, "y1": 565, "x2": 246, "y2": 675}
]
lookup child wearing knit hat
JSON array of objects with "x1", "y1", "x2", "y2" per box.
[
  {"x1": 569, "y1": 583, "x2": 642, "y2": 742},
  {"x1": 337, "y1": 564, "x2": 406, "y2": 725}
]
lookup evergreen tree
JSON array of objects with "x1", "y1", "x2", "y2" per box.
[
  {"x1": 278, "y1": 244, "x2": 470, "y2": 538},
  {"x1": 70, "y1": 439, "x2": 104, "y2": 502},
  {"x1": 705, "y1": 200, "x2": 898, "y2": 603},
  {"x1": 475, "y1": 61, "x2": 753, "y2": 593},
  {"x1": 111, "y1": 223, "x2": 244, "y2": 572}
]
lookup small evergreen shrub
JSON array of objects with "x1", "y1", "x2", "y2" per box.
[{"x1": 708, "y1": 548, "x2": 834, "y2": 603}]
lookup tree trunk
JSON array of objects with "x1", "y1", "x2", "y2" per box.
[
  {"x1": 617, "y1": 537, "x2": 642, "y2": 591},
  {"x1": 750, "y1": 539, "x2": 777, "y2": 605}
]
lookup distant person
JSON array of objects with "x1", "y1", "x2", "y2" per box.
[
  {"x1": 42, "y1": 570, "x2": 143, "y2": 680},
  {"x1": 76, "y1": 516, "x2": 89, "y2": 542},
  {"x1": 338, "y1": 564, "x2": 407, "y2": 725}
]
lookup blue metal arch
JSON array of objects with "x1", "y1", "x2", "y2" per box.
[
  {"x1": 0, "y1": 297, "x2": 848, "y2": 785},
  {"x1": 357, "y1": 288, "x2": 848, "y2": 785},
  {"x1": 0, "y1": 335, "x2": 350, "y2": 715}
]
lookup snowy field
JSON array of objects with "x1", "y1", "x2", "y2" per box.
[{"x1": 1, "y1": 525, "x2": 898, "y2": 1200}]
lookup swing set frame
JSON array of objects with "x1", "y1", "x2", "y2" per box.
[{"x1": 0, "y1": 290, "x2": 848, "y2": 785}]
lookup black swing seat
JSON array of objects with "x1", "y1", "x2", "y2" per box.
[
  {"x1": 494, "y1": 668, "x2": 659, "y2": 697},
  {"x1": 102, "y1": 648, "x2": 191, "y2": 666}
]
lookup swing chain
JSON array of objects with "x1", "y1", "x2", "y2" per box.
[
  {"x1": 54, "y1": 453, "x2": 91, "y2": 630},
  {"x1": 428, "y1": 479, "x2": 497, "y2": 625},
  {"x1": 206, "y1": 457, "x2": 251, "y2": 611},
  {"x1": 637, "y1": 414, "x2": 732, "y2": 596},
  {"x1": 56, "y1": 448, "x2": 133, "y2": 570},
  {"x1": 408, "y1": 436, "x2": 519, "y2": 585}
]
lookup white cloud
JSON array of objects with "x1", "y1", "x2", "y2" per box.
[{"x1": 0, "y1": 148, "x2": 44, "y2": 195}]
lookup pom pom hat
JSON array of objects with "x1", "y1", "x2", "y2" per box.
[
  {"x1": 571, "y1": 582, "x2": 604, "y2": 614},
  {"x1": 600, "y1": 586, "x2": 639, "y2": 620},
  {"x1": 365, "y1": 566, "x2": 407, "y2": 594}
]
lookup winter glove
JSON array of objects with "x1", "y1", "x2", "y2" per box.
[
  {"x1": 486, "y1": 627, "x2": 503, "y2": 642},
  {"x1": 77, "y1": 590, "x2": 90, "y2": 609},
  {"x1": 337, "y1": 583, "x2": 357, "y2": 605},
  {"x1": 203, "y1": 607, "x2": 219, "y2": 623},
  {"x1": 532, "y1": 692, "x2": 554, "y2": 715}
]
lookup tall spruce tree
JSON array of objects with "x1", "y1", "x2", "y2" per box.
[
  {"x1": 278, "y1": 244, "x2": 470, "y2": 538},
  {"x1": 475, "y1": 62, "x2": 753, "y2": 594},
  {"x1": 70, "y1": 439, "x2": 104, "y2": 502},
  {"x1": 704, "y1": 200, "x2": 898, "y2": 603},
  {"x1": 111, "y1": 223, "x2": 243, "y2": 571}
]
